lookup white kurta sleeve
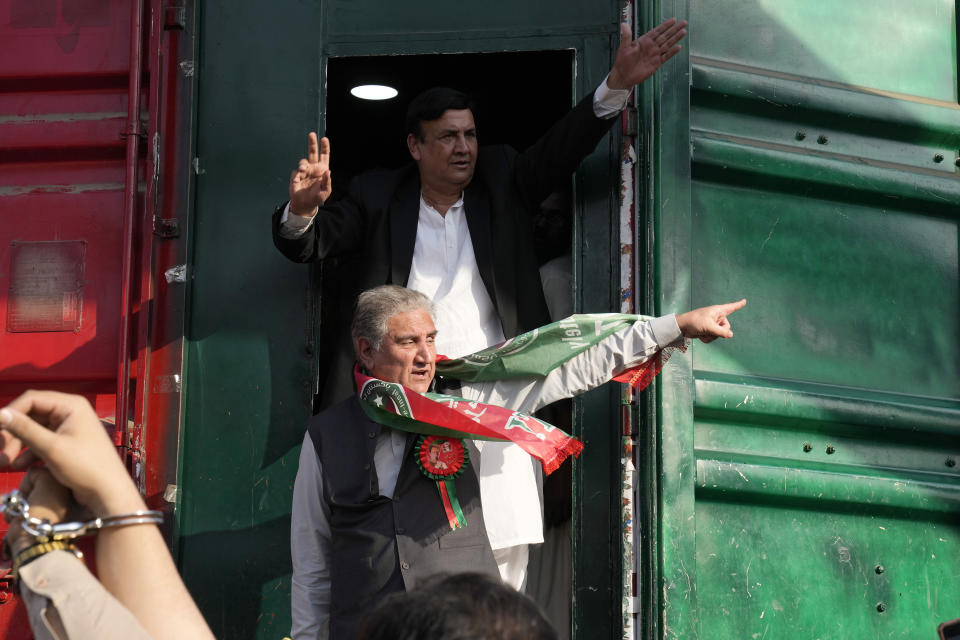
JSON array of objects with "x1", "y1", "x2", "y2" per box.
[
  {"x1": 291, "y1": 432, "x2": 332, "y2": 640},
  {"x1": 278, "y1": 202, "x2": 316, "y2": 239},
  {"x1": 592, "y1": 74, "x2": 631, "y2": 118},
  {"x1": 461, "y1": 314, "x2": 683, "y2": 413}
]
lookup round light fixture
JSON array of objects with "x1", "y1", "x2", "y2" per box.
[{"x1": 350, "y1": 84, "x2": 398, "y2": 100}]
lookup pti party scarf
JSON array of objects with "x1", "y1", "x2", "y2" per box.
[{"x1": 354, "y1": 313, "x2": 681, "y2": 528}]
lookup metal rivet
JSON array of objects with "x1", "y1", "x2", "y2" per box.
[
  {"x1": 876, "y1": 603, "x2": 886, "y2": 613},
  {"x1": 947, "y1": 458, "x2": 956, "y2": 468},
  {"x1": 802, "y1": 443, "x2": 812, "y2": 452},
  {"x1": 795, "y1": 131, "x2": 807, "y2": 141},
  {"x1": 817, "y1": 135, "x2": 829, "y2": 145},
  {"x1": 875, "y1": 565, "x2": 884, "y2": 574},
  {"x1": 934, "y1": 154, "x2": 944, "y2": 163},
  {"x1": 826, "y1": 445, "x2": 836, "y2": 454}
]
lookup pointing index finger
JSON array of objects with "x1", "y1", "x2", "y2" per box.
[{"x1": 719, "y1": 298, "x2": 747, "y2": 315}]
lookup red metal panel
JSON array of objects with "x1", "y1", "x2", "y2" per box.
[
  {"x1": 0, "y1": 1, "x2": 150, "y2": 634},
  {"x1": 1, "y1": 0, "x2": 135, "y2": 402}
]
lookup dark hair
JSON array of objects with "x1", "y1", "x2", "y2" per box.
[
  {"x1": 357, "y1": 572, "x2": 557, "y2": 640},
  {"x1": 405, "y1": 87, "x2": 475, "y2": 141}
]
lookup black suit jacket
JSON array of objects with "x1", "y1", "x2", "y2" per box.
[{"x1": 273, "y1": 91, "x2": 616, "y2": 410}]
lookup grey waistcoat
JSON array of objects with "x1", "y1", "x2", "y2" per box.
[{"x1": 307, "y1": 395, "x2": 498, "y2": 639}]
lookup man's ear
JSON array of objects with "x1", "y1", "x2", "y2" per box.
[
  {"x1": 406, "y1": 133, "x2": 421, "y2": 162},
  {"x1": 356, "y1": 337, "x2": 377, "y2": 370}
]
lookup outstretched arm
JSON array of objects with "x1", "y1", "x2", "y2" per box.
[
  {"x1": 676, "y1": 299, "x2": 747, "y2": 343},
  {"x1": 288, "y1": 132, "x2": 332, "y2": 218},
  {"x1": 463, "y1": 300, "x2": 746, "y2": 414},
  {"x1": 607, "y1": 19, "x2": 688, "y2": 90},
  {"x1": 0, "y1": 391, "x2": 214, "y2": 640}
]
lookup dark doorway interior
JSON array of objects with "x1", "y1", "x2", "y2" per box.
[
  {"x1": 325, "y1": 50, "x2": 574, "y2": 186},
  {"x1": 325, "y1": 50, "x2": 575, "y2": 265}
]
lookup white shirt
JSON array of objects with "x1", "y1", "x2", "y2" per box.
[
  {"x1": 406, "y1": 194, "x2": 505, "y2": 357},
  {"x1": 290, "y1": 314, "x2": 684, "y2": 640}
]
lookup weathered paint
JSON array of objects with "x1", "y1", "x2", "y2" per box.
[
  {"x1": 0, "y1": 0, "x2": 194, "y2": 636},
  {"x1": 648, "y1": 1, "x2": 960, "y2": 639}
]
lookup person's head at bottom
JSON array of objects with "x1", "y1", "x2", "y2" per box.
[{"x1": 356, "y1": 572, "x2": 557, "y2": 640}]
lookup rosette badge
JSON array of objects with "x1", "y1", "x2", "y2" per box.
[{"x1": 415, "y1": 435, "x2": 469, "y2": 529}]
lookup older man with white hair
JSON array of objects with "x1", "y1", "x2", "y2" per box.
[{"x1": 290, "y1": 285, "x2": 745, "y2": 639}]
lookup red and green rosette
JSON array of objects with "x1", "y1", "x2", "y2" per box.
[{"x1": 414, "y1": 435, "x2": 469, "y2": 530}]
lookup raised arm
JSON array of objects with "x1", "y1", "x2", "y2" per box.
[
  {"x1": 510, "y1": 19, "x2": 688, "y2": 208},
  {"x1": 607, "y1": 19, "x2": 688, "y2": 90},
  {"x1": 0, "y1": 391, "x2": 214, "y2": 640}
]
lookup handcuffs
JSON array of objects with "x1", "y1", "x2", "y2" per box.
[
  {"x1": 1, "y1": 489, "x2": 163, "y2": 541},
  {"x1": 1, "y1": 489, "x2": 163, "y2": 584}
]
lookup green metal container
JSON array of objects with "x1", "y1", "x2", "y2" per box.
[{"x1": 646, "y1": 1, "x2": 960, "y2": 638}]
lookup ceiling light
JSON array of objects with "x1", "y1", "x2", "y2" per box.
[{"x1": 350, "y1": 84, "x2": 398, "y2": 100}]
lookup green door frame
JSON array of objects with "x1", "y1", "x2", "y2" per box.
[{"x1": 637, "y1": 0, "x2": 695, "y2": 638}]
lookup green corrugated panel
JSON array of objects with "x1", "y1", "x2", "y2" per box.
[{"x1": 652, "y1": 0, "x2": 960, "y2": 638}]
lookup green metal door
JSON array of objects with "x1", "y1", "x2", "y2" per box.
[
  {"x1": 648, "y1": 0, "x2": 960, "y2": 637},
  {"x1": 179, "y1": 2, "x2": 629, "y2": 638}
]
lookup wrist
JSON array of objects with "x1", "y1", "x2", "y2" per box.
[
  {"x1": 7, "y1": 523, "x2": 33, "y2": 556},
  {"x1": 290, "y1": 205, "x2": 319, "y2": 218},
  {"x1": 675, "y1": 311, "x2": 690, "y2": 337},
  {"x1": 91, "y1": 490, "x2": 147, "y2": 519},
  {"x1": 606, "y1": 69, "x2": 628, "y2": 90}
]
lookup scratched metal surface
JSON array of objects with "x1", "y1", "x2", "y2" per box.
[
  {"x1": 0, "y1": 0, "x2": 134, "y2": 635},
  {"x1": 650, "y1": 0, "x2": 960, "y2": 638}
]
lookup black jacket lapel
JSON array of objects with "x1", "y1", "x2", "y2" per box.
[
  {"x1": 463, "y1": 180, "x2": 498, "y2": 316},
  {"x1": 390, "y1": 171, "x2": 421, "y2": 285}
]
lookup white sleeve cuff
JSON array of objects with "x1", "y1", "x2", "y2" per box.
[
  {"x1": 278, "y1": 202, "x2": 315, "y2": 239},
  {"x1": 592, "y1": 75, "x2": 630, "y2": 119},
  {"x1": 648, "y1": 314, "x2": 683, "y2": 348}
]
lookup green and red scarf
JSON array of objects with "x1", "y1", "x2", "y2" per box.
[{"x1": 355, "y1": 313, "x2": 681, "y2": 528}]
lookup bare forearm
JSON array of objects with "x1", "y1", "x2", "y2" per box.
[{"x1": 96, "y1": 519, "x2": 214, "y2": 640}]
